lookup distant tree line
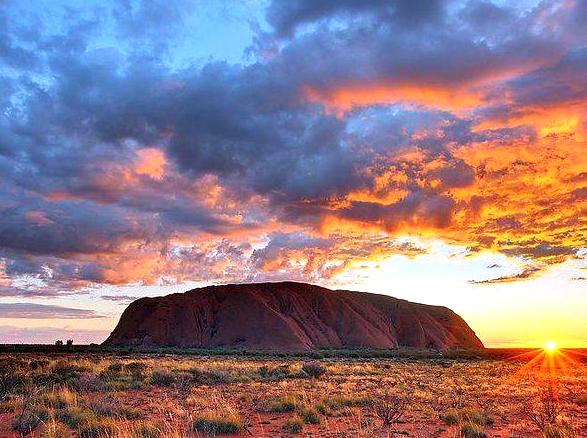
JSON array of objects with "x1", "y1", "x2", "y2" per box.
[{"x1": 54, "y1": 339, "x2": 73, "y2": 347}]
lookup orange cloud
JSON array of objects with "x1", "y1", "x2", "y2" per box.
[
  {"x1": 303, "y1": 83, "x2": 484, "y2": 115},
  {"x1": 134, "y1": 147, "x2": 167, "y2": 180}
]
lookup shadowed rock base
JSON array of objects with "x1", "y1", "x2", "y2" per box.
[{"x1": 104, "y1": 282, "x2": 484, "y2": 351}]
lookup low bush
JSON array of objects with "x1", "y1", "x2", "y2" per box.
[{"x1": 374, "y1": 392, "x2": 410, "y2": 426}]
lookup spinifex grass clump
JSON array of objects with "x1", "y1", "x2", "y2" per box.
[
  {"x1": 262, "y1": 395, "x2": 302, "y2": 413},
  {"x1": 301, "y1": 362, "x2": 327, "y2": 378},
  {"x1": 150, "y1": 369, "x2": 176, "y2": 387},
  {"x1": 283, "y1": 415, "x2": 304, "y2": 434},
  {"x1": 298, "y1": 406, "x2": 321, "y2": 424},
  {"x1": 441, "y1": 408, "x2": 494, "y2": 427},
  {"x1": 77, "y1": 418, "x2": 117, "y2": 438},
  {"x1": 192, "y1": 410, "x2": 245, "y2": 435},
  {"x1": 322, "y1": 395, "x2": 373, "y2": 409},
  {"x1": 11, "y1": 405, "x2": 49, "y2": 434}
]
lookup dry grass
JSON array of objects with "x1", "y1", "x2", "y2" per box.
[{"x1": 0, "y1": 352, "x2": 585, "y2": 437}]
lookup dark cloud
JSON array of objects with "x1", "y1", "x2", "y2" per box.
[{"x1": 266, "y1": 0, "x2": 447, "y2": 37}]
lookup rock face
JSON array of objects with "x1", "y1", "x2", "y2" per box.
[{"x1": 104, "y1": 282, "x2": 483, "y2": 351}]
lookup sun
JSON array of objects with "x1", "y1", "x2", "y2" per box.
[{"x1": 543, "y1": 341, "x2": 558, "y2": 353}]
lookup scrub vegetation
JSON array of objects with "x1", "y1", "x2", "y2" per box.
[{"x1": 0, "y1": 350, "x2": 585, "y2": 437}]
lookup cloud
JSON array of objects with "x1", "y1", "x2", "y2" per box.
[
  {"x1": 100, "y1": 295, "x2": 138, "y2": 304},
  {"x1": 0, "y1": 0, "x2": 584, "y2": 294},
  {"x1": 0, "y1": 303, "x2": 105, "y2": 319},
  {"x1": 469, "y1": 266, "x2": 541, "y2": 284},
  {"x1": 266, "y1": 0, "x2": 447, "y2": 37}
]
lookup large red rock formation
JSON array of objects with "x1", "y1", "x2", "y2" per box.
[{"x1": 104, "y1": 282, "x2": 483, "y2": 350}]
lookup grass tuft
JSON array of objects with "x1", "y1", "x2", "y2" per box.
[
  {"x1": 282, "y1": 415, "x2": 304, "y2": 434},
  {"x1": 192, "y1": 411, "x2": 245, "y2": 435}
]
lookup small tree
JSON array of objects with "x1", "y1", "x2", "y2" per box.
[
  {"x1": 66, "y1": 339, "x2": 73, "y2": 347},
  {"x1": 55, "y1": 340, "x2": 63, "y2": 347}
]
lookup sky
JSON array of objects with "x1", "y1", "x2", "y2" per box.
[{"x1": 0, "y1": 0, "x2": 585, "y2": 347}]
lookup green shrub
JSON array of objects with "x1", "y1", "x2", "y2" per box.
[
  {"x1": 282, "y1": 416, "x2": 304, "y2": 434},
  {"x1": 192, "y1": 412, "x2": 245, "y2": 435}
]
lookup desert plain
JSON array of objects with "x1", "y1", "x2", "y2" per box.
[{"x1": 1, "y1": 348, "x2": 586, "y2": 438}]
